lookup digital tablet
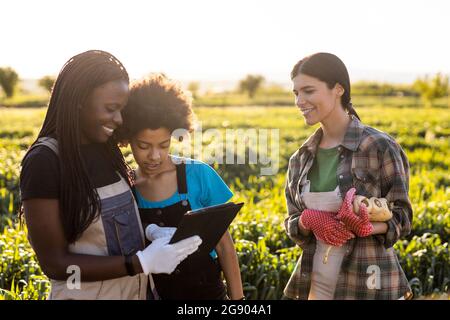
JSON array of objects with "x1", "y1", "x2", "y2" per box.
[{"x1": 169, "y1": 202, "x2": 244, "y2": 252}]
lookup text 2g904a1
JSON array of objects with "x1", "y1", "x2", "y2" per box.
[{"x1": 221, "y1": 304, "x2": 271, "y2": 315}]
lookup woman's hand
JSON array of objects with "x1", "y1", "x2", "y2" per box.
[
  {"x1": 300, "y1": 209, "x2": 354, "y2": 246},
  {"x1": 136, "y1": 235, "x2": 202, "y2": 275},
  {"x1": 336, "y1": 188, "x2": 373, "y2": 237}
]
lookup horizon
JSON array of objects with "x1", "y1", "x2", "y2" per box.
[{"x1": 19, "y1": 69, "x2": 432, "y2": 95}]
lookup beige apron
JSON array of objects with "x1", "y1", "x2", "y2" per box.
[
  {"x1": 29, "y1": 137, "x2": 150, "y2": 300},
  {"x1": 301, "y1": 180, "x2": 346, "y2": 300},
  {"x1": 302, "y1": 180, "x2": 406, "y2": 300}
]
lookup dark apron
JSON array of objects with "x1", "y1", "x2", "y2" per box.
[{"x1": 138, "y1": 162, "x2": 227, "y2": 300}]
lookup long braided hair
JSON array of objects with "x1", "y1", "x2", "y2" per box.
[
  {"x1": 29, "y1": 50, "x2": 132, "y2": 243},
  {"x1": 291, "y1": 52, "x2": 361, "y2": 120}
]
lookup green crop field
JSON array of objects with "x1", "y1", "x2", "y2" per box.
[{"x1": 0, "y1": 105, "x2": 449, "y2": 300}]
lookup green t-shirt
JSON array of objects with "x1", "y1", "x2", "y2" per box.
[{"x1": 307, "y1": 146, "x2": 339, "y2": 192}]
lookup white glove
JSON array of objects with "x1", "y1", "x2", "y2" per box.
[
  {"x1": 145, "y1": 224, "x2": 177, "y2": 242},
  {"x1": 136, "y1": 235, "x2": 202, "y2": 275}
]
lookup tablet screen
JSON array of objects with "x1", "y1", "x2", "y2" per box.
[{"x1": 169, "y1": 202, "x2": 244, "y2": 252}]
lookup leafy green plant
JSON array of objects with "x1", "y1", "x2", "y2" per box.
[{"x1": 1, "y1": 106, "x2": 449, "y2": 299}]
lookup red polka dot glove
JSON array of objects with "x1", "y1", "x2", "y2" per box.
[
  {"x1": 300, "y1": 209, "x2": 354, "y2": 246},
  {"x1": 336, "y1": 188, "x2": 374, "y2": 237}
]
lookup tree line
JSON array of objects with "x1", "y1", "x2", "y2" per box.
[{"x1": 0, "y1": 66, "x2": 449, "y2": 107}]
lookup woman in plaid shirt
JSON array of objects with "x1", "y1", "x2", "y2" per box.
[{"x1": 284, "y1": 53, "x2": 413, "y2": 300}]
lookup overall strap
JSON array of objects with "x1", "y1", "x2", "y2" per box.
[
  {"x1": 175, "y1": 161, "x2": 188, "y2": 195},
  {"x1": 32, "y1": 137, "x2": 59, "y2": 155},
  {"x1": 22, "y1": 137, "x2": 58, "y2": 167}
]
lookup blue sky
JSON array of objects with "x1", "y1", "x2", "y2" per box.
[{"x1": 1, "y1": 0, "x2": 449, "y2": 85}]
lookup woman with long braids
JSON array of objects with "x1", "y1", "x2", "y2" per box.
[
  {"x1": 19, "y1": 50, "x2": 201, "y2": 300},
  {"x1": 283, "y1": 53, "x2": 413, "y2": 300}
]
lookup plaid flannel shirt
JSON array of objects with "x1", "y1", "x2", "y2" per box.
[{"x1": 284, "y1": 115, "x2": 413, "y2": 300}]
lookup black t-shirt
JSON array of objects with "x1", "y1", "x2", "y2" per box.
[{"x1": 20, "y1": 143, "x2": 121, "y2": 201}]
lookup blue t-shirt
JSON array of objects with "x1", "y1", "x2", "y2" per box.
[
  {"x1": 134, "y1": 156, "x2": 233, "y2": 209},
  {"x1": 134, "y1": 156, "x2": 233, "y2": 258}
]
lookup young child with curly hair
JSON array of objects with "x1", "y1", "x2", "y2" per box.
[{"x1": 118, "y1": 74, "x2": 244, "y2": 300}]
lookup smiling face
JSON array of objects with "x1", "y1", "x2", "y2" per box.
[
  {"x1": 292, "y1": 73, "x2": 343, "y2": 126},
  {"x1": 130, "y1": 128, "x2": 172, "y2": 175},
  {"x1": 79, "y1": 79, "x2": 129, "y2": 144}
]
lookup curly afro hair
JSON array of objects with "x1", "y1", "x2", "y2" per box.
[{"x1": 117, "y1": 73, "x2": 194, "y2": 140}]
